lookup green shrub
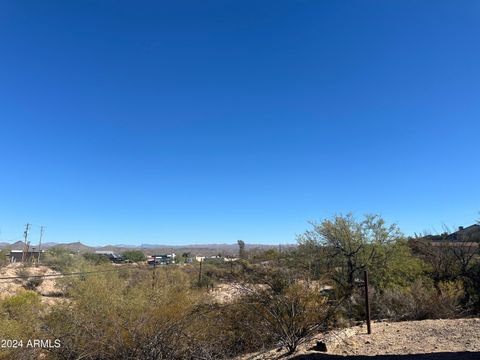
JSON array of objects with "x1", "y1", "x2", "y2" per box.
[
  {"x1": 42, "y1": 248, "x2": 82, "y2": 272},
  {"x1": 24, "y1": 277, "x2": 44, "y2": 290},
  {"x1": 121, "y1": 250, "x2": 146, "y2": 262},
  {"x1": 235, "y1": 274, "x2": 333, "y2": 354},
  {"x1": 0, "y1": 290, "x2": 45, "y2": 360},
  {"x1": 373, "y1": 278, "x2": 464, "y2": 320},
  {"x1": 82, "y1": 252, "x2": 110, "y2": 264},
  {"x1": 15, "y1": 267, "x2": 31, "y2": 282},
  {"x1": 42, "y1": 268, "x2": 208, "y2": 360},
  {"x1": 0, "y1": 249, "x2": 10, "y2": 267}
]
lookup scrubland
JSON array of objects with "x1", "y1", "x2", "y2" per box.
[{"x1": 0, "y1": 214, "x2": 479, "y2": 359}]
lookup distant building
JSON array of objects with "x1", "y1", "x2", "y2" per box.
[
  {"x1": 94, "y1": 250, "x2": 123, "y2": 263},
  {"x1": 8, "y1": 249, "x2": 44, "y2": 263},
  {"x1": 148, "y1": 253, "x2": 176, "y2": 266},
  {"x1": 194, "y1": 255, "x2": 237, "y2": 263},
  {"x1": 447, "y1": 225, "x2": 480, "y2": 242},
  {"x1": 431, "y1": 241, "x2": 478, "y2": 249},
  {"x1": 203, "y1": 255, "x2": 223, "y2": 263},
  {"x1": 421, "y1": 224, "x2": 480, "y2": 244}
]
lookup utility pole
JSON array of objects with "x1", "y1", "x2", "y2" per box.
[
  {"x1": 364, "y1": 270, "x2": 372, "y2": 334},
  {"x1": 198, "y1": 259, "x2": 203, "y2": 286},
  {"x1": 152, "y1": 255, "x2": 157, "y2": 290},
  {"x1": 21, "y1": 223, "x2": 31, "y2": 262},
  {"x1": 38, "y1": 226, "x2": 45, "y2": 263}
]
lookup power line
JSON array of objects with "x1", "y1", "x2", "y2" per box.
[{"x1": 0, "y1": 267, "x2": 132, "y2": 282}]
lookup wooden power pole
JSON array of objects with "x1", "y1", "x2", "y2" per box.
[
  {"x1": 198, "y1": 259, "x2": 203, "y2": 285},
  {"x1": 364, "y1": 270, "x2": 372, "y2": 334},
  {"x1": 21, "y1": 223, "x2": 31, "y2": 262},
  {"x1": 38, "y1": 226, "x2": 44, "y2": 263}
]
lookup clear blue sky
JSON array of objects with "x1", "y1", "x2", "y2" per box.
[{"x1": 1, "y1": 1, "x2": 479, "y2": 246}]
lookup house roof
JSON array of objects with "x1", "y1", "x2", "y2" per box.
[
  {"x1": 447, "y1": 224, "x2": 480, "y2": 242},
  {"x1": 10, "y1": 249, "x2": 44, "y2": 253}
]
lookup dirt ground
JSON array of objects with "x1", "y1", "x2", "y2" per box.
[
  {"x1": 0, "y1": 263, "x2": 64, "y2": 303},
  {"x1": 211, "y1": 281, "x2": 330, "y2": 304},
  {"x1": 241, "y1": 318, "x2": 480, "y2": 359},
  {"x1": 325, "y1": 318, "x2": 480, "y2": 356},
  {"x1": 210, "y1": 283, "x2": 245, "y2": 303}
]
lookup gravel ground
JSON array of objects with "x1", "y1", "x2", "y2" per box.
[
  {"x1": 240, "y1": 318, "x2": 480, "y2": 359},
  {"x1": 327, "y1": 318, "x2": 480, "y2": 356}
]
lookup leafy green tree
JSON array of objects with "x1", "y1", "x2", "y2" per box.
[
  {"x1": 122, "y1": 250, "x2": 146, "y2": 262},
  {"x1": 82, "y1": 252, "x2": 110, "y2": 265},
  {"x1": 372, "y1": 239, "x2": 427, "y2": 289},
  {"x1": 0, "y1": 247, "x2": 11, "y2": 267},
  {"x1": 237, "y1": 239, "x2": 246, "y2": 259},
  {"x1": 297, "y1": 213, "x2": 404, "y2": 297}
]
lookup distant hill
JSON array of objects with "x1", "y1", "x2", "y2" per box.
[
  {"x1": 93, "y1": 243, "x2": 296, "y2": 256},
  {"x1": 0, "y1": 241, "x2": 59, "y2": 251},
  {"x1": 40, "y1": 242, "x2": 60, "y2": 248},
  {"x1": 10, "y1": 241, "x2": 27, "y2": 250},
  {"x1": 51, "y1": 242, "x2": 94, "y2": 252},
  {"x1": 140, "y1": 244, "x2": 169, "y2": 249},
  {"x1": 0, "y1": 240, "x2": 296, "y2": 256},
  {"x1": 113, "y1": 244, "x2": 141, "y2": 248}
]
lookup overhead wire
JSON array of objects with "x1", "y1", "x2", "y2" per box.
[{"x1": 0, "y1": 266, "x2": 141, "y2": 282}]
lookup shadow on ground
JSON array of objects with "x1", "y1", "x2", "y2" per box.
[{"x1": 291, "y1": 352, "x2": 480, "y2": 360}]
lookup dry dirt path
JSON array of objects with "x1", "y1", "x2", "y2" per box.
[
  {"x1": 324, "y1": 318, "x2": 480, "y2": 356},
  {"x1": 242, "y1": 318, "x2": 480, "y2": 360}
]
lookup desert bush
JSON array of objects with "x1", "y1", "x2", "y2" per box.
[
  {"x1": 121, "y1": 250, "x2": 146, "y2": 262},
  {"x1": 0, "y1": 290, "x2": 43, "y2": 321},
  {"x1": 82, "y1": 252, "x2": 110, "y2": 264},
  {"x1": 38, "y1": 266, "x2": 336, "y2": 358},
  {"x1": 462, "y1": 261, "x2": 480, "y2": 311},
  {"x1": 192, "y1": 302, "x2": 277, "y2": 358},
  {"x1": 24, "y1": 277, "x2": 44, "y2": 290},
  {"x1": 0, "y1": 249, "x2": 10, "y2": 267},
  {"x1": 237, "y1": 273, "x2": 333, "y2": 354},
  {"x1": 41, "y1": 248, "x2": 83, "y2": 272},
  {"x1": 41, "y1": 268, "x2": 210, "y2": 360},
  {"x1": 373, "y1": 278, "x2": 464, "y2": 321},
  {"x1": 15, "y1": 267, "x2": 31, "y2": 282},
  {"x1": 0, "y1": 290, "x2": 45, "y2": 360}
]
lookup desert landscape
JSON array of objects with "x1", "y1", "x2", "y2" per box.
[
  {"x1": 1, "y1": 1, "x2": 479, "y2": 359},
  {"x1": 0, "y1": 219, "x2": 479, "y2": 359}
]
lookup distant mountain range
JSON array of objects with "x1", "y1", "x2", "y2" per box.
[
  {"x1": 0, "y1": 240, "x2": 296, "y2": 256},
  {"x1": 0, "y1": 241, "x2": 95, "y2": 252}
]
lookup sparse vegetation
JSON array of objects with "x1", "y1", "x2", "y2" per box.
[
  {"x1": 41, "y1": 248, "x2": 81, "y2": 272},
  {"x1": 24, "y1": 277, "x2": 44, "y2": 291},
  {"x1": 238, "y1": 271, "x2": 332, "y2": 354},
  {"x1": 0, "y1": 214, "x2": 478, "y2": 359},
  {"x1": 121, "y1": 250, "x2": 146, "y2": 263},
  {"x1": 82, "y1": 252, "x2": 110, "y2": 265}
]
